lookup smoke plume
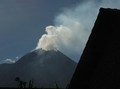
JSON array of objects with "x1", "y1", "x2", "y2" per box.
[{"x1": 36, "y1": 0, "x2": 120, "y2": 62}]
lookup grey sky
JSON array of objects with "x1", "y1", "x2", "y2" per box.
[
  {"x1": 1, "y1": 0, "x2": 120, "y2": 63},
  {"x1": 0, "y1": 0, "x2": 80, "y2": 62}
]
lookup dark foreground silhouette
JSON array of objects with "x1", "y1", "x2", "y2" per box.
[
  {"x1": 0, "y1": 49, "x2": 76, "y2": 88},
  {"x1": 69, "y1": 8, "x2": 120, "y2": 89}
]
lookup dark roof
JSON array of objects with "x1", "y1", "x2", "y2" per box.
[{"x1": 69, "y1": 8, "x2": 120, "y2": 89}]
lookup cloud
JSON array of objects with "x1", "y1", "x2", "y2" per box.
[
  {"x1": 1, "y1": 56, "x2": 19, "y2": 64},
  {"x1": 4, "y1": 59, "x2": 16, "y2": 64},
  {"x1": 36, "y1": 0, "x2": 120, "y2": 62}
]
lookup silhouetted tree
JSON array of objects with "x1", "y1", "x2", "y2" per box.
[
  {"x1": 55, "y1": 82, "x2": 60, "y2": 89},
  {"x1": 15, "y1": 77, "x2": 26, "y2": 88},
  {"x1": 15, "y1": 77, "x2": 37, "y2": 88},
  {"x1": 15, "y1": 77, "x2": 20, "y2": 82},
  {"x1": 28, "y1": 79, "x2": 34, "y2": 88}
]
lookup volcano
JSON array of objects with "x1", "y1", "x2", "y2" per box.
[{"x1": 0, "y1": 49, "x2": 77, "y2": 88}]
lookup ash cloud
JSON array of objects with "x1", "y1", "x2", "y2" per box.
[{"x1": 36, "y1": 0, "x2": 120, "y2": 62}]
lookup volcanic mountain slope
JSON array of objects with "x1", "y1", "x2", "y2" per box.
[{"x1": 0, "y1": 49, "x2": 77, "y2": 88}]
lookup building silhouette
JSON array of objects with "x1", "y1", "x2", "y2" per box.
[{"x1": 69, "y1": 8, "x2": 120, "y2": 89}]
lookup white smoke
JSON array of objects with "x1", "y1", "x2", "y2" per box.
[{"x1": 36, "y1": 0, "x2": 120, "y2": 62}]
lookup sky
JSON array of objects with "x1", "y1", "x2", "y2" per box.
[
  {"x1": 0, "y1": 0, "x2": 120, "y2": 63},
  {"x1": 0, "y1": 0, "x2": 81, "y2": 63}
]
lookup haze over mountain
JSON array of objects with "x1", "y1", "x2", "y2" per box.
[{"x1": 0, "y1": 49, "x2": 76, "y2": 88}]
